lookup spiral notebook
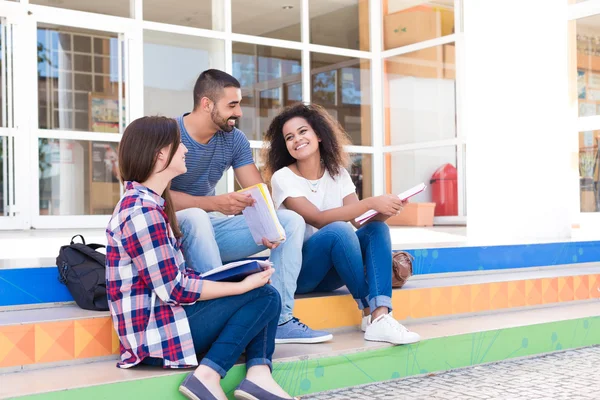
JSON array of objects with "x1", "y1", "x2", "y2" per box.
[{"x1": 238, "y1": 183, "x2": 287, "y2": 245}]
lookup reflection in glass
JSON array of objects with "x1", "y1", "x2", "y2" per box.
[
  {"x1": 310, "y1": 0, "x2": 369, "y2": 50},
  {"x1": 578, "y1": 131, "x2": 600, "y2": 212},
  {"x1": 576, "y1": 16, "x2": 600, "y2": 117},
  {"x1": 31, "y1": 0, "x2": 130, "y2": 17},
  {"x1": 143, "y1": 31, "x2": 225, "y2": 117},
  {"x1": 385, "y1": 44, "x2": 456, "y2": 146},
  {"x1": 38, "y1": 26, "x2": 125, "y2": 133},
  {"x1": 311, "y1": 53, "x2": 371, "y2": 145},
  {"x1": 387, "y1": 147, "x2": 457, "y2": 216},
  {"x1": 348, "y1": 153, "x2": 372, "y2": 200},
  {"x1": 232, "y1": 43, "x2": 302, "y2": 140},
  {"x1": 144, "y1": 0, "x2": 220, "y2": 30},
  {"x1": 383, "y1": 1, "x2": 454, "y2": 50},
  {"x1": 233, "y1": 0, "x2": 301, "y2": 41},
  {"x1": 39, "y1": 139, "x2": 121, "y2": 215}
]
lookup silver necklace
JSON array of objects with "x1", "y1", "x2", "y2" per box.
[{"x1": 298, "y1": 166, "x2": 323, "y2": 193}]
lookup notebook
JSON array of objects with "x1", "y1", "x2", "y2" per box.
[
  {"x1": 355, "y1": 183, "x2": 427, "y2": 225},
  {"x1": 238, "y1": 183, "x2": 287, "y2": 245},
  {"x1": 200, "y1": 259, "x2": 273, "y2": 282}
]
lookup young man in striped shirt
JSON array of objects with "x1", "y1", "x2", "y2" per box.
[{"x1": 170, "y1": 69, "x2": 332, "y2": 344}]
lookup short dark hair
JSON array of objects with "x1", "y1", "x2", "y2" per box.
[
  {"x1": 193, "y1": 69, "x2": 241, "y2": 109},
  {"x1": 263, "y1": 103, "x2": 351, "y2": 183}
]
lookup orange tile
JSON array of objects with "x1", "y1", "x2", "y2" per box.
[
  {"x1": 75, "y1": 318, "x2": 114, "y2": 359},
  {"x1": 558, "y1": 276, "x2": 574, "y2": 302},
  {"x1": 431, "y1": 286, "x2": 453, "y2": 317},
  {"x1": 391, "y1": 289, "x2": 411, "y2": 320},
  {"x1": 526, "y1": 279, "x2": 542, "y2": 306},
  {"x1": 471, "y1": 283, "x2": 490, "y2": 313},
  {"x1": 574, "y1": 275, "x2": 590, "y2": 301},
  {"x1": 451, "y1": 284, "x2": 471, "y2": 315},
  {"x1": 0, "y1": 325, "x2": 35, "y2": 367},
  {"x1": 490, "y1": 281, "x2": 508, "y2": 310},
  {"x1": 35, "y1": 321, "x2": 74, "y2": 363},
  {"x1": 541, "y1": 278, "x2": 558, "y2": 304},
  {"x1": 294, "y1": 296, "x2": 360, "y2": 330},
  {"x1": 508, "y1": 280, "x2": 526, "y2": 308},
  {"x1": 409, "y1": 288, "x2": 432, "y2": 319},
  {"x1": 591, "y1": 274, "x2": 600, "y2": 299}
]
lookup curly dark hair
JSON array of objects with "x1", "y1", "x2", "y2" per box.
[{"x1": 263, "y1": 103, "x2": 351, "y2": 183}]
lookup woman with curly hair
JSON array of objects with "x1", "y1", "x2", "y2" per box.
[{"x1": 264, "y1": 103, "x2": 420, "y2": 345}]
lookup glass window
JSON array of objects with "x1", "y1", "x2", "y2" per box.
[
  {"x1": 579, "y1": 131, "x2": 599, "y2": 212},
  {"x1": 311, "y1": 52, "x2": 371, "y2": 146},
  {"x1": 143, "y1": 31, "x2": 225, "y2": 117},
  {"x1": 233, "y1": 0, "x2": 301, "y2": 41},
  {"x1": 383, "y1": 1, "x2": 455, "y2": 50},
  {"x1": 348, "y1": 153, "x2": 372, "y2": 200},
  {"x1": 575, "y1": 16, "x2": 600, "y2": 118},
  {"x1": 310, "y1": 0, "x2": 369, "y2": 51},
  {"x1": 30, "y1": 0, "x2": 130, "y2": 18},
  {"x1": 232, "y1": 43, "x2": 302, "y2": 141},
  {"x1": 1, "y1": 138, "x2": 5, "y2": 215},
  {"x1": 144, "y1": 0, "x2": 224, "y2": 30},
  {"x1": 385, "y1": 44, "x2": 455, "y2": 146},
  {"x1": 37, "y1": 26, "x2": 126, "y2": 133},
  {"x1": 39, "y1": 139, "x2": 121, "y2": 215},
  {"x1": 386, "y1": 146, "x2": 457, "y2": 216}
]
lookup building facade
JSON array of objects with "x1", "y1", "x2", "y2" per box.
[{"x1": 0, "y1": 0, "x2": 596, "y2": 242}]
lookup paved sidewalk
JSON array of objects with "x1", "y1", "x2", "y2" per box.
[{"x1": 301, "y1": 346, "x2": 600, "y2": 399}]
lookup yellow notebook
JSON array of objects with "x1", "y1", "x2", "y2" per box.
[{"x1": 238, "y1": 183, "x2": 287, "y2": 245}]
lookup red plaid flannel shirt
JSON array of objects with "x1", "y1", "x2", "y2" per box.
[{"x1": 106, "y1": 181, "x2": 203, "y2": 368}]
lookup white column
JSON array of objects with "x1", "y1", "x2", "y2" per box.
[{"x1": 464, "y1": 0, "x2": 575, "y2": 242}]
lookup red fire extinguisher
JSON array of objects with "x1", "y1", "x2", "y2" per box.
[{"x1": 430, "y1": 163, "x2": 457, "y2": 216}]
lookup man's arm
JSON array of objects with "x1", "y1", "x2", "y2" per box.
[
  {"x1": 234, "y1": 164, "x2": 264, "y2": 189},
  {"x1": 170, "y1": 190, "x2": 220, "y2": 212}
]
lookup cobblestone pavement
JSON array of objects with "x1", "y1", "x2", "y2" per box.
[{"x1": 301, "y1": 346, "x2": 600, "y2": 399}]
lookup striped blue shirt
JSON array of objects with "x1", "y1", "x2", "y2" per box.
[{"x1": 171, "y1": 113, "x2": 254, "y2": 197}]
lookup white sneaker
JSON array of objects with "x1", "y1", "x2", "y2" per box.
[
  {"x1": 361, "y1": 315, "x2": 371, "y2": 332},
  {"x1": 364, "y1": 314, "x2": 421, "y2": 345}
]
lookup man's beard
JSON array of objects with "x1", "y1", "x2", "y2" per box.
[{"x1": 211, "y1": 108, "x2": 237, "y2": 132}]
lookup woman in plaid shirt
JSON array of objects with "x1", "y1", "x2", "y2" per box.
[{"x1": 106, "y1": 116, "x2": 294, "y2": 400}]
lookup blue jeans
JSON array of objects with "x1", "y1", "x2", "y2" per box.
[
  {"x1": 296, "y1": 221, "x2": 393, "y2": 312},
  {"x1": 177, "y1": 208, "x2": 305, "y2": 324},
  {"x1": 143, "y1": 285, "x2": 281, "y2": 377}
]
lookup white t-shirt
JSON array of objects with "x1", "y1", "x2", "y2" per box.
[{"x1": 271, "y1": 166, "x2": 356, "y2": 241}]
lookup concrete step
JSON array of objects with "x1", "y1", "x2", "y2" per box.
[
  {"x1": 1, "y1": 264, "x2": 599, "y2": 372},
  {"x1": 1, "y1": 301, "x2": 598, "y2": 399}
]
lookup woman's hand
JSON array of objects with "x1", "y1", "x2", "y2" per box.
[
  {"x1": 239, "y1": 267, "x2": 275, "y2": 292},
  {"x1": 368, "y1": 195, "x2": 405, "y2": 216}
]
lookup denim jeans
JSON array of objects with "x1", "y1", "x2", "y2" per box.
[
  {"x1": 176, "y1": 208, "x2": 305, "y2": 324},
  {"x1": 296, "y1": 221, "x2": 393, "y2": 312},
  {"x1": 142, "y1": 285, "x2": 281, "y2": 377}
]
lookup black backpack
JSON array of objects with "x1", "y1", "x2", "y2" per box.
[{"x1": 57, "y1": 234, "x2": 109, "y2": 311}]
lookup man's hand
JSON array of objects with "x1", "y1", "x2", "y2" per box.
[
  {"x1": 214, "y1": 192, "x2": 255, "y2": 215},
  {"x1": 261, "y1": 238, "x2": 280, "y2": 250}
]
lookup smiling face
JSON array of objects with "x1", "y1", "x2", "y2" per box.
[
  {"x1": 210, "y1": 87, "x2": 243, "y2": 132},
  {"x1": 159, "y1": 141, "x2": 188, "y2": 178},
  {"x1": 282, "y1": 117, "x2": 321, "y2": 161}
]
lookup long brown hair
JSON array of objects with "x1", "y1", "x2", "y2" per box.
[
  {"x1": 263, "y1": 103, "x2": 351, "y2": 183},
  {"x1": 118, "y1": 116, "x2": 182, "y2": 237}
]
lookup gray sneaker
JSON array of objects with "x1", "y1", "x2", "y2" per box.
[{"x1": 275, "y1": 317, "x2": 333, "y2": 344}]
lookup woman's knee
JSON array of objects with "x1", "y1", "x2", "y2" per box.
[
  {"x1": 323, "y1": 221, "x2": 355, "y2": 236},
  {"x1": 249, "y1": 284, "x2": 281, "y2": 317},
  {"x1": 364, "y1": 221, "x2": 390, "y2": 238}
]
